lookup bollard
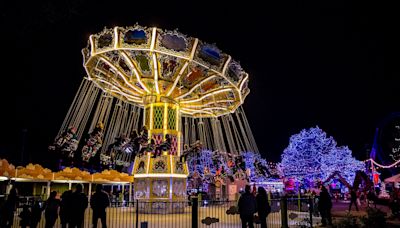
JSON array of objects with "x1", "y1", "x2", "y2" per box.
[
  {"x1": 280, "y1": 196, "x2": 288, "y2": 228},
  {"x1": 309, "y1": 197, "x2": 313, "y2": 228},
  {"x1": 298, "y1": 191, "x2": 301, "y2": 212},
  {"x1": 192, "y1": 196, "x2": 198, "y2": 228},
  {"x1": 136, "y1": 199, "x2": 139, "y2": 228}
]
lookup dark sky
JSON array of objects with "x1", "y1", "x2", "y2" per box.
[{"x1": 0, "y1": 1, "x2": 397, "y2": 164}]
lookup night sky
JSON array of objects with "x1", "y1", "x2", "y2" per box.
[{"x1": 0, "y1": 1, "x2": 397, "y2": 165}]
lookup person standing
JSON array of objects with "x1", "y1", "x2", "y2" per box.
[
  {"x1": 318, "y1": 186, "x2": 332, "y2": 227},
  {"x1": 348, "y1": 188, "x2": 359, "y2": 211},
  {"x1": 238, "y1": 185, "x2": 257, "y2": 228},
  {"x1": 60, "y1": 190, "x2": 73, "y2": 228},
  {"x1": 44, "y1": 191, "x2": 61, "y2": 228},
  {"x1": 30, "y1": 200, "x2": 43, "y2": 228},
  {"x1": 1, "y1": 186, "x2": 18, "y2": 228},
  {"x1": 69, "y1": 184, "x2": 88, "y2": 228},
  {"x1": 256, "y1": 187, "x2": 271, "y2": 228},
  {"x1": 90, "y1": 184, "x2": 110, "y2": 228},
  {"x1": 367, "y1": 190, "x2": 376, "y2": 208},
  {"x1": 252, "y1": 183, "x2": 257, "y2": 196},
  {"x1": 18, "y1": 205, "x2": 31, "y2": 228}
]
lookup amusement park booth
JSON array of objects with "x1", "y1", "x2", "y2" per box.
[{"x1": 133, "y1": 154, "x2": 189, "y2": 213}]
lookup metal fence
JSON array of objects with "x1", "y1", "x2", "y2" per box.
[{"x1": 4, "y1": 197, "x2": 321, "y2": 228}]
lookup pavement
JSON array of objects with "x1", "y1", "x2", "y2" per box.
[{"x1": 328, "y1": 200, "x2": 400, "y2": 227}]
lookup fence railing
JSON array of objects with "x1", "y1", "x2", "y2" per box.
[{"x1": 3, "y1": 197, "x2": 321, "y2": 228}]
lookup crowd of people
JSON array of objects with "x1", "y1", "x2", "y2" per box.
[
  {"x1": 0, "y1": 184, "x2": 110, "y2": 228},
  {"x1": 237, "y1": 184, "x2": 335, "y2": 228}
]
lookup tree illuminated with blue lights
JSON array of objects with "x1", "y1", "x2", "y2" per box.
[{"x1": 280, "y1": 127, "x2": 363, "y2": 183}]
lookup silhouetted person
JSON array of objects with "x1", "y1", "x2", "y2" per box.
[
  {"x1": 90, "y1": 184, "x2": 110, "y2": 228},
  {"x1": 153, "y1": 134, "x2": 171, "y2": 157},
  {"x1": 367, "y1": 190, "x2": 376, "y2": 208},
  {"x1": 389, "y1": 191, "x2": 399, "y2": 217},
  {"x1": 129, "y1": 130, "x2": 141, "y2": 156},
  {"x1": 139, "y1": 139, "x2": 155, "y2": 156},
  {"x1": 1, "y1": 186, "x2": 18, "y2": 228},
  {"x1": 238, "y1": 185, "x2": 256, "y2": 228},
  {"x1": 256, "y1": 187, "x2": 271, "y2": 228},
  {"x1": 44, "y1": 191, "x2": 60, "y2": 228},
  {"x1": 30, "y1": 200, "x2": 43, "y2": 228},
  {"x1": 179, "y1": 144, "x2": 190, "y2": 162},
  {"x1": 318, "y1": 186, "x2": 332, "y2": 227},
  {"x1": 348, "y1": 189, "x2": 359, "y2": 211},
  {"x1": 18, "y1": 205, "x2": 31, "y2": 228},
  {"x1": 60, "y1": 190, "x2": 73, "y2": 228},
  {"x1": 69, "y1": 184, "x2": 88, "y2": 228}
]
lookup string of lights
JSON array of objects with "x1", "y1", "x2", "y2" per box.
[{"x1": 364, "y1": 158, "x2": 400, "y2": 169}]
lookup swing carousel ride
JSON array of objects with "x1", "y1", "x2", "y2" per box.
[{"x1": 49, "y1": 25, "x2": 277, "y2": 211}]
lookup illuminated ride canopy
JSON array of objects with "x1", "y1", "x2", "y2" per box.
[
  {"x1": 50, "y1": 25, "x2": 262, "y2": 212},
  {"x1": 82, "y1": 25, "x2": 250, "y2": 118}
]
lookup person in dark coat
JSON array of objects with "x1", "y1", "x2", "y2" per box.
[
  {"x1": 256, "y1": 187, "x2": 270, "y2": 228},
  {"x1": 367, "y1": 190, "x2": 376, "y2": 208},
  {"x1": 30, "y1": 200, "x2": 43, "y2": 228},
  {"x1": 348, "y1": 188, "x2": 359, "y2": 211},
  {"x1": 1, "y1": 186, "x2": 19, "y2": 228},
  {"x1": 238, "y1": 185, "x2": 257, "y2": 228},
  {"x1": 318, "y1": 186, "x2": 332, "y2": 227},
  {"x1": 60, "y1": 190, "x2": 73, "y2": 228},
  {"x1": 44, "y1": 191, "x2": 61, "y2": 228},
  {"x1": 69, "y1": 184, "x2": 88, "y2": 228},
  {"x1": 18, "y1": 205, "x2": 31, "y2": 228},
  {"x1": 90, "y1": 184, "x2": 110, "y2": 228}
]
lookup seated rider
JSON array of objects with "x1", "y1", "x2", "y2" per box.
[
  {"x1": 139, "y1": 139, "x2": 155, "y2": 156},
  {"x1": 153, "y1": 134, "x2": 171, "y2": 158},
  {"x1": 180, "y1": 144, "x2": 190, "y2": 162}
]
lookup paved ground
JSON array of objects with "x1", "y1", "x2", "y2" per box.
[
  {"x1": 9, "y1": 203, "x2": 318, "y2": 228},
  {"x1": 328, "y1": 200, "x2": 400, "y2": 227},
  {"x1": 8, "y1": 200, "x2": 399, "y2": 227}
]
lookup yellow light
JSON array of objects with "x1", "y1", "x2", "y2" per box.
[
  {"x1": 150, "y1": 27, "x2": 157, "y2": 51},
  {"x1": 166, "y1": 62, "x2": 189, "y2": 97},
  {"x1": 152, "y1": 53, "x2": 160, "y2": 94},
  {"x1": 89, "y1": 35, "x2": 96, "y2": 55},
  {"x1": 202, "y1": 107, "x2": 228, "y2": 111},
  {"x1": 175, "y1": 106, "x2": 179, "y2": 131},
  {"x1": 146, "y1": 155, "x2": 151, "y2": 174},
  {"x1": 177, "y1": 131, "x2": 181, "y2": 156},
  {"x1": 180, "y1": 108, "x2": 214, "y2": 116},
  {"x1": 96, "y1": 78, "x2": 139, "y2": 97},
  {"x1": 12, "y1": 178, "x2": 49, "y2": 183},
  {"x1": 113, "y1": 27, "x2": 119, "y2": 48},
  {"x1": 98, "y1": 57, "x2": 144, "y2": 94},
  {"x1": 149, "y1": 104, "x2": 154, "y2": 129},
  {"x1": 163, "y1": 103, "x2": 168, "y2": 139},
  {"x1": 189, "y1": 38, "x2": 199, "y2": 60},
  {"x1": 92, "y1": 78, "x2": 142, "y2": 102},
  {"x1": 0, "y1": 176, "x2": 9, "y2": 181},
  {"x1": 120, "y1": 51, "x2": 151, "y2": 93},
  {"x1": 52, "y1": 180, "x2": 89, "y2": 184},
  {"x1": 153, "y1": 49, "x2": 190, "y2": 60},
  {"x1": 175, "y1": 75, "x2": 218, "y2": 100},
  {"x1": 134, "y1": 174, "x2": 188, "y2": 178},
  {"x1": 239, "y1": 74, "x2": 249, "y2": 103},
  {"x1": 222, "y1": 55, "x2": 232, "y2": 75},
  {"x1": 180, "y1": 88, "x2": 232, "y2": 104},
  {"x1": 184, "y1": 99, "x2": 235, "y2": 108}
]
